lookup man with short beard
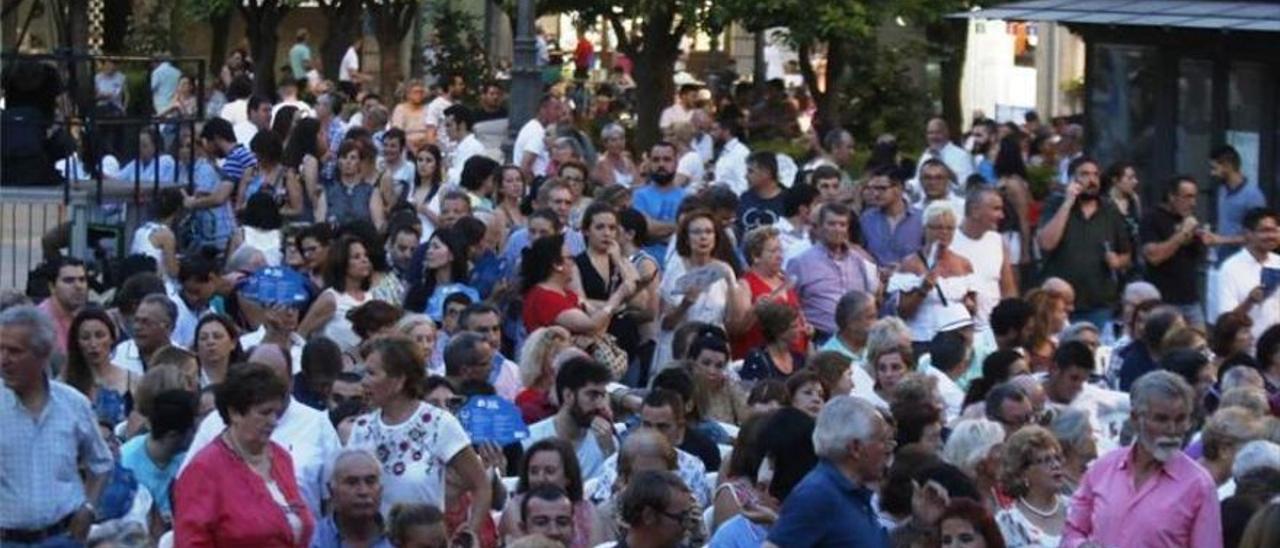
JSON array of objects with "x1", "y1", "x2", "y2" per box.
[
  {"x1": 1037, "y1": 156, "x2": 1132, "y2": 330},
  {"x1": 522, "y1": 357, "x2": 617, "y2": 479},
  {"x1": 633, "y1": 141, "x2": 685, "y2": 262},
  {"x1": 1063, "y1": 370, "x2": 1220, "y2": 547}
]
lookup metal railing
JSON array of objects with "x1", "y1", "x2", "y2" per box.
[{"x1": 0, "y1": 186, "x2": 90, "y2": 291}]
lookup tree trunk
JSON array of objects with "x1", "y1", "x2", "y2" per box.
[
  {"x1": 617, "y1": 8, "x2": 681, "y2": 152},
  {"x1": 371, "y1": 1, "x2": 417, "y2": 99},
  {"x1": 930, "y1": 19, "x2": 967, "y2": 136},
  {"x1": 209, "y1": 9, "x2": 232, "y2": 76},
  {"x1": 240, "y1": 1, "x2": 288, "y2": 97},
  {"x1": 321, "y1": 0, "x2": 361, "y2": 80}
]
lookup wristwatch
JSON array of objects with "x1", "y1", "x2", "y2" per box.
[{"x1": 80, "y1": 501, "x2": 98, "y2": 520}]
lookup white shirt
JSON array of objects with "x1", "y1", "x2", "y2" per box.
[
  {"x1": 513, "y1": 118, "x2": 549, "y2": 176},
  {"x1": 1039, "y1": 374, "x2": 1131, "y2": 452},
  {"x1": 111, "y1": 337, "x2": 181, "y2": 375},
  {"x1": 922, "y1": 364, "x2": 966, "y2": 422},
  {"x1": 339, "y1": 47, "x2": 360, "y2": 82},
  {"x1": 523, "y1": 416, "x2": 609, "y2": 480},
  {"x1": 1216, "y1": 248, "x2": 1280, "y2": 340},
  {"x1": 659, "y1": 103, "x2": 691, "y2": 129},
  {"x1": 232, "y1": 120, "x2": 259, "y2": 146},
  {"x1": 714, "y1": 138, "x2": 751, "y2": 195},
  {"x1": 949, "y1": 228, "x2": 1006, "y2": 333},
  {"x1": 220, "y1": 98, "x2": 248, "y2": 126},
  {"x1": 180, "y1": 397, "x2": 341, "y2": 517},
  {"x1": 676, "y1": 149, "x2": 705, "y2": 189},
  {"x1": 424, "y1": 95, "x2": 453, "y2": 131},
  {"x1": 238, "y1": 327, "x2": 307, "y2": 374},
  {"x1": 348, "y1": 402, "x2": 470, "y2": 516},
  {"x1": 169, "y1": 291, "x2": 211, "y2": 350},
  {"x1": 447, "y1": 133, "x2": 486, "y2": 186},
  {"x1": 774, "y1": 217, "x2": 812, "y2": 268},
  {"x1": 693, "y1": 134, "x2": 714, "y2": 165},
  {"x1": 588, "y1": 447, "x2": 711, "y2": 508}
]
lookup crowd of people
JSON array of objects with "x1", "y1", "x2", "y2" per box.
[{"x1": 4, "y1": 36, "x2": 1280, "y2": 548}]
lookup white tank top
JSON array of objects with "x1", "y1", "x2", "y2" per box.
[
  {"x1": 243, "y1": 226, "x2": 283, "y2": 266},
  {"x1": 130, "y1": 222, "x2": 166, "y2": 267},
  {"x1": 950, "y1": 229, "x2": 1005, "y2": 332},
  {"x1": 322, "y1": 288, "x2": 372, "y2": 353}
]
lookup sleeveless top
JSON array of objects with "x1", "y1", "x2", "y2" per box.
[
  {"x1": 93, "y1": 379, "x2": 133, "y2": 426},
  {"x1": 242, "y1": 226, "x2": 283, "y2": 266},
  {"x1": 321, "y1": 288, "x2": 372, "y2": 353},
  {"x1": 246, "y1": 165, "x2": 288, "y2": 206},
  {"x1": 575, "y1": 252, "x2": 640, "y2": 353},
  {"x1": 730, "y1": 271, "x2": 809, "y2": 359},
  {"x1": 130, "y1": 222, "x2": 166, "y2": 268},
  {"x1": 324, "y1": 179, "x2": 376, "y2": 226}
]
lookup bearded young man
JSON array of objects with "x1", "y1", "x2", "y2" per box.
[
  {"x1": 521, "y1": 357, "x2": 617, "y2": 479},
  {"x1": 1062, "y1": 370, "x2": 1221, "y2": 548}
]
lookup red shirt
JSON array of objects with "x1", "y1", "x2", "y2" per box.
[
  {"x1": 523, "y1": 285, "x2": 580, "y2": 333},
  {"x1": 730, "y1": 271, "x2": 809, "y2": 359},
  {"x1": 175, "y1": 437, "x2": 315, "y2": 547},
  {"x1": 515, "y1": 388, "x2": 557, "y2": 425}
]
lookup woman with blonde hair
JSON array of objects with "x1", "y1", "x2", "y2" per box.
[
  {"x1": 996, "y1": 426, "x2": 1068, "y2": 546},
  {"x1": 396, "y1": 313, "x2": 440, "y2": 376},
  {"x1": 591, "y1": 123, "x2": 638, "y2": 188},
  {"x1": 943, "y1": 418, "x2": 1006, "y2": 511},
  {"x1": 515, "y1": 326, "x2": 572, "y2": 424},
  {"x1": 889, "y1": 202, "x2": 975, "y2": 356}
]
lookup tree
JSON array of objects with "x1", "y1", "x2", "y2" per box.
[
  {"x1": 367, "y1": 0, "x2": 421, "y2": 98},
  {"x1": 542, "y1": 0, "x2": 715, "y2": 150},
  {"x1": 424, "y1": 2, "x2": 493, "y2": 101},
  {"x1": 238, "y1": 0, "x2": 293, "y2": 96},
  {"x1": 180, "y1": 0, "x2": 235, "y2": 84},
  {"x1": 316, "y1": 0, "x2": 362, "y2": 81}
]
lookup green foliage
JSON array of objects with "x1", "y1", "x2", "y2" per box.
[
  {"x1": 178, "y1": 0, "x2": 235, "y2": 22},
  {"x1": 838, "y1": 40, "x2": 932, "y2": 152},
  {"x1": 425, "y1": 1, "x2": 493, "y2": 101},
  {"x1": 123, "y1": 4, "x2": 173, "y2": 56}
]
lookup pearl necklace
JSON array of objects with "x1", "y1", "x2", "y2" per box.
[{"x1": 1018, "y1": 496, "x2": 1060, "y2": 518}]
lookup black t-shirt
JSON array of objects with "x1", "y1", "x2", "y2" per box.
[
  {"x1": 680, "y1": 427, "x2": 722, "y2": 472},
  {"x1": 473, "y1": 106, "x2": 509, "y2": 123},
  {"x1": 1139, "y1": 206, "x2": 1205, "y2": 305},
  {"x1": 737, "y1": 187, "x2": 788, "y2": 236}
]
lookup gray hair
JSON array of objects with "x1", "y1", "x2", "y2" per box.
[
  {"x1": 1122, "y1": 281, "x2": 1162, "y2": 304},
  {"x1": 1061, "y1": 322, "x2": 1100, "y2": 344},
  {"x1": 1222, "y1": 367, "x2": 1265, "y2": 393},
  {"x1": 922, "y1": 201, "x2": 958, "y2": 230},
  {"x1": 1231, "y1": 440, "x2": 1280, "y2": 480},
  {"x1": 396, "y1": 313, "x2": 435, "y2": 336},
  {"x1": 0, "y1": 305, "x2": 56, "y2": 358},
  {"x1": 822, "y1": 129, "x2": 852, "y2": 153},
  {"x1": 942, "y1": 418, "x2": 1006, "y2": 474},
  {"x1": 812, "y1": 395, "x2": 880, "y2": 460},
  {"x1": 140, "y1": 293, "x2": 178, "y2": 327},
  {"x1": 329, "y1": 447, "x2": 381, "y2": 483},
  {"x1": 226, "y1": 245, "x2": 267, "y2": 273},
  {"x1": 1131, "y1": 370, "x2": 1195, "y2": 415},
  {"x1": 1048, "y1": 407, "x2": 1093, "y2": 451},
  {"x1": 600, "y1": 123, "x2": 626, "y2": 141},
  {"x1": 834, "y1": 290, "x2": 874, "y2": 332},
  {"x1": 984, "y1": 382, "x2": 1028, "y2": 422},
  {"x1": 963, "y1": 187, "x2": 999, "y2": 218}
]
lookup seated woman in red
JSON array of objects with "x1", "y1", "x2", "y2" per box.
[
  {"x1": 521, "y1": 232, "x2": 633, "y2": 335},
  {"x1": 175, "y1": 362, "x2": 314, "y2": 547}
]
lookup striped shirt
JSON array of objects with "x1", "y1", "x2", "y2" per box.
[
  {"x1": 221, "y1": 143, "x2": 257, "y2": 189},
  {"x1": 0, "y1": 379, "x2": 114, "y2": 529}
]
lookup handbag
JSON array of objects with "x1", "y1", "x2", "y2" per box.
[{"x1": 578, "y1": 332, "x2": 629, "y2": 381}]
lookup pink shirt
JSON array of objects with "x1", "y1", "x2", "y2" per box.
[
  {"x1": 1063, "y1": 445, "x2": 1221, "y2": 548},
  {"x1": 37, "y1": 298, "x2": 73, "y2": 355}
]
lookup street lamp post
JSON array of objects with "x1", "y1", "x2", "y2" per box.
[{"x1": 508, "y1": 0, "x2": 539, "y2": 150}]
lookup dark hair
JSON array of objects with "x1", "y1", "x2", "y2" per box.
[
  {"x1": 554, "y1": 356, "x2": 612, "y2": 404},
  {"x1": 993, "y1": 135, "x2": 1027, "y2": 179},
  {"x1": 930, "y1": 330, "x2": 968, "y2": 373},
  {"x1": 939, "y1": 498, "x2": 1007, "y2": 548},
  {"x1": 724, "y1": 413, "x2": 772, "y2": 481},
  {"x1": 1210, "y1": 144, "x2": 1241, "y2": 170},
  {"x1": 283, "y1": 117, "x2": 320, "y2": 169},
  {"x1": 227, "y1": 75, "x2": 254, "y2": 101},
  {"x1": 150, "y1": 389, "x2": 198, "y2": 438},
  {"x1": 990, "y1": 298, "x2": 1032, "y2": 339},
  {"x1": 460, "y1": 155, "x2": 500, "y2": 192},
  {"x1": 114, "y1": 272, "x2": 167, "y2": 315},
  {"x1": 443, "y1": 331, "x2": 487, "y2": 377},
  {"x1": 984, "y1": 382, "x2": 1028, "y2": 424},
  {"x1": 674, "y1": 210, "x2": 737, "y2": 273},
  {"x1": 65, "y1": 306, "x2": 119, "y2": 397},
  {"x1": 746, "y1": 151, "x2": 778, "y2": 181},
  {"x1": 714, "y1": 110, "x2": 743, "y2": 139},
  {"x1": 642, "y1": 387, "x2": 687, "y2": 425},
  {"x1": 139, "y1": 292, "x2": 178, "y2": 327},
  {"x1": 454, "y1": 216, "x2": 487, "y2": 251},
  {"x1": 879, "y1": 445, "x2": 942, "y2": 517},
  {"x1": 1067, "y1": 156, "x2": 1099, "y2": 180},
  {"x1": 271, "y1": 105, "x2": 298, "y2": 144},
  {"x1": 443, "y1": 104, "x2": 474, "y2": 130},
  {"x1": 811, "y1": 165, "x2": 842, "y2": 184},
  {"x1": 1142, "y1": 305, "x2": 1183, "y2": 349},
  {"x1": 834, "y1": 290, "x2": 873, "y2": 332},
  {"x1": 921, "y1": 461, "x2": 983, "y2": 502},
  {"x1": 617, "y1": 207, "x2": 649, "y2": 247},
  {"x1": 302, "y1": 336, "x2": 344, "y2": 380},
  {"x1": 578, "y1": 201, "x2": 617, "y2": 235},
  {"x1": 1160, "y1": 348, "x2": 1210, "y2": 392},
  {"x1": 702, "y1": 185, "x2": 740, "y2": 214},
  {"x1": 1256, "y1": 324, "x2": 1280, "y2": 372},
  {"x1": 759, "y1": 407, "x2": 817, "y2": 500},
  {"x1": 362, "y1": 336, "x2": 426, "y2": 398},
  {"x1": 200, "y1": 117, "x2": 236, "y2": 143},
  {"x1": 748, "y1": 378, "x2": 788, "y2": 407},
  {"x1": 518, "y1": 438, "x2": 584, "y2": 501},
  {"x1": 249, "y1": 130, "x2": 283, "y2": 165},
  {"x1": 520, "y1": 233, "x2": 567, "y2": 293},
  {"x1": 325, "y1": 235, "x2": 372, "y2": 292},
  {"x1": 423, "y1": 375, "x2": 457, "y2": 398},
  {"x1": 240, "y1": 192, "x2": 284, "y2": 230},
  {"x1": 891, "y1": 397, "x2": 942, "y2": 448},
  {"x1": 1101, "y1": 161, "x2": 1135, "y2": 193},
  {"x1": 1054, "y1": 340, "x2": 1095, "y2": 373},
  {"x1": 1210, "y1": 312, "x2": 1252, "y2": 357},
  {"x1": 784, "y1": 370, "x2": 824, "y2": 401},
  {"x1": 685, "y1": 334, "x2": 729, "y2": 361},
  {"x1": 754, "y1": 301, "x2": 798, "y2": 343},
  {"x1": 348, "y1": 300, "x2": 404, "y2": 340},
  {"x1": 194, "y1": 313, "x2": 246, "y2": 363},
  {"x1": 1243, "y1": 207, "x2": 1278, "y2": 232},
  {"x1": 177, "y1": 253, "x2": 217, "y2": 284},
  {"x1": 154, "y1": 187, "x2": 185, "y2": 221},
  {"x1": 783, "y1": 182, "x2": 818, "y2": 218},
  {"x1": 215, "y1": 361, "x2": 287, "y2": 422},
  {"x1": 964, "y1": 349, "x2": 1024, "y2": 408},
  {"x1": 519, "y1": 484, "x2": 571, "y2": 525},
  {"x1": 1222, "y1": 495, "x2": 1263, "y2": 548},
  {"x1": 387, "y1": 504, "x2": 444, "y2": 545}
]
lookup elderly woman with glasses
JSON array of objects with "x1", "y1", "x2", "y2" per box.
[
  {"x1": 592, "y1": 123, "x2": 639, "y2": 188},
  {"x1": 996, "y1": 426, "x2": 1069, "y2": 547},
  {"x1": 889, "y1": 201, "x2": 977, "y2": 357}
]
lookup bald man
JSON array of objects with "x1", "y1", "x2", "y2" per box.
[
  {"x1": 178, "y1": 347, "x2": 341, "y2": 516},
  {"x1": 911, "y1": 118, "x2": 974, "y2": 201},
  {"x1": 588, "y1": 426, "x2": 712, "y2": 511}
]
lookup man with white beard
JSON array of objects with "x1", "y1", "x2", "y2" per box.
[{"x1": 1062, "y1": 371, "x2": 1221, "y2": 548}]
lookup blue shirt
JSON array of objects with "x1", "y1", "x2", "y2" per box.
[
  {"x1": 500, "y1": 228, "x2": 586, "y2": 282},
  {"x1": 859, "y1": 204, "x2": 924, "y2": 266},
  {"x1": 221, "y1": 143, "x2": 258, "y2": 185},
  {"x1": 119, "y1": 434, "x2": 185, "y2": 518},
  {"x1": 186, "y1": 158, "x2": 235, "y2": 247},
  {"x1": 632, "y1": 183, "x2": 686, "y2": 262},
  {"x1": 1216, "y1": 178, "x2": 1267, "y2": 263},
  {"x1": 710, "y1": 514, "x2": 770, "y2": 548},
  {"x1": 150, "y1": 61, "x2": 181, "y2": 114},
  {"x1": 309, "y1": 515, "x2": 393, "y2": 548},
  {"x1": 767, "y1": 460, "x2": 890, "y2": 548}
]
